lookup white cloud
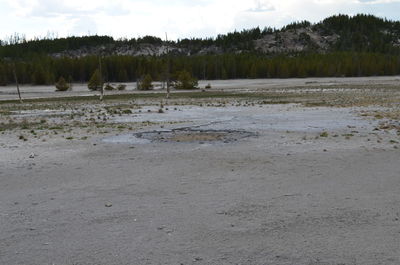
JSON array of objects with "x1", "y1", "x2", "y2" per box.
[{"x1": 0, "y1": 0, "x2": 399, "y2": 41}]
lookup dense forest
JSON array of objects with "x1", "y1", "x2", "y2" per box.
[{"x1": 1, "y1": 14, "x2": 400, "y2": 85}]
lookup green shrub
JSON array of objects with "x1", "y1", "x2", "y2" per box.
[
  {"x1": 174, "y1": 70, "x2": 198, "y2": 90},
  {"x1": 117, "y1": 84, "x2": 127, "y2": 91},
  {"x1": 105, "y1": 83, "x2": 115, "y2": 90},
  {"x1": 138, "y1": 74, "x2": 153, "y2": 90},
  {"x1": 320, "y1": 131, "x2": 329, "y2": 137},
  {"x1": 55, "y1": 76, "x2": 70, "y2": 91}
]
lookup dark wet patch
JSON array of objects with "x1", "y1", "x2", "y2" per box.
[{"x1": 134, "y1": 128, "x2": 257, "y2": 144}]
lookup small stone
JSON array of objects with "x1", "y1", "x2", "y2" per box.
[
  {"x1": 105, "y1": 202, "x2": 112, "y2": 207},
  {"x1": 29, "y1": 153, "x2": 36, "y2": 158}
]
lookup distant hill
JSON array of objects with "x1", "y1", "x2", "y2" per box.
[
  {"x1": 1, "y1": 14, "x2": 400, "y2": 58},
  {"x1": 1, "y1": 14, "x2": 400, "y2": 85}
]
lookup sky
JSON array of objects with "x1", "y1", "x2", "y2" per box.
[{"x1": 1, "y1": 0, "x2": 400, "y2": 41}]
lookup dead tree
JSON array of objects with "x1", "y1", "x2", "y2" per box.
[
  {"x1": 12, "y1": 63, "x2": 23, "y2": 103},
  {"x1": 98, "y1": 56, "x2": 104, "y2": 101},
  {"x1": 165, "y1": 32, "x2": 170, "y2": 99}
]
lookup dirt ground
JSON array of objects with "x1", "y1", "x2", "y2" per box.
[{"x1": 0, "y1": 78, "x2": 400, "y2": 265}]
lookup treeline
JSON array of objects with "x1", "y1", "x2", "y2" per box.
[
  {"x1": 0, "y1": 27, "x2": 272, "y2": 58},
  {"x1": 1, "y1": 52, "x2": 399, "y2": 85},
  {"x1": 316, "y1": 14, "x2": 400, "y2": 53},
  {"x1": 2, "y1": 14, "x2": 400, "y2": 59}
]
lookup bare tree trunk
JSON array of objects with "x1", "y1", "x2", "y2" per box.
[
  {"x1": 99, "y1": 56, "x2": 104, "y2": 101},
  {"x1": 203, "y1": 59, "x2": 206, "y2": 80},
  {"x1": 12, "y1": 63, "x2": 23, "y2": 103},
  {"x1": 165, "y1": 33, "x2": 170, "y2": 99}
]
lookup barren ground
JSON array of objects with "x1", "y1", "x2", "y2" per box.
[{"x1": 0, "y1": 78, "x2": 400, "y2": 265}]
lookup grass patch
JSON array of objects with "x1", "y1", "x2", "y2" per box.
[
  {"x1": 320, "y1": 131, "x2": 329, "y2": 137},
  {"x1": 0, "y1": 91, "x2": 301, "y2": 105},
  {"x1": 342, "y1": 133, "x2": 354, "y2": 137}
]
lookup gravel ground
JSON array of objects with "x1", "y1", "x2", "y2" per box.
[{"x1": 0, "y1": 82, "x2": 400, "y2": 265}]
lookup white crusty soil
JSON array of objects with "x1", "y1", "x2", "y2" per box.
[{"x1": 0, "y1": 81, "x2": 400, "y2": 265}]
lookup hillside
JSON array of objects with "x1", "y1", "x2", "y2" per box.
[
  {"x1": 2, "y1": 14, "x2": 400, "y2": 58},
  {"x1": 1, "y1": 14, "x2": 400, "y2": 85}
]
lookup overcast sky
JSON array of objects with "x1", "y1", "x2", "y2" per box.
[{"x1": 1, "y1": 0, "x2": 400, "y2": 41}]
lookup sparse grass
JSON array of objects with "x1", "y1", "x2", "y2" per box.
[
  {"x1": 342, "y1": 134, "x2": 354, "y2": 137},
  {"x1": 0, "y1": 110, "x2": 12, "y2": 115},
  {"x1": 1, "y1": 83, "x2": 399, "y2": 108},
  {"x1": 1, "y1": 84, "x2": 399, "y2": 145},
  {"x1": 320, "y1": 132, "x2": 329, "y2": 137},
  {"x1": 121, "y1": 109, "x2": 132, "y2": 114},
  {"x1": 49, "y1": 126, "x2": 64, "y2": 130}
]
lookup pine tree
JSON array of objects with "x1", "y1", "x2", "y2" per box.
[
  {"x1": 31, "y1": 65, "x2": 51, "y2": 85},
  {"x1": 117, "y1": 68, "x2": 128, "y2": 82},
  {"x1": 0, "y1": 65, "x2": 7, "y2": 86},
  {"x1": 87, "y1": 69, "x2": 102, "y2": 91},
  {"x1": 221, "y1": 66, "x2": 228, "y2": 80},
  {"x1": 174, "y1": 70, "x2": 198, "y2": 90},
  {"x1": 55, "y1": 76, "x2": 70, "y2": 91},
  {"x1": 249, "y1": 63, "x2": 257, "y2": 79},
  {"x1": 138, "y1": 74, "x2": 153, "y2": 90}
]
